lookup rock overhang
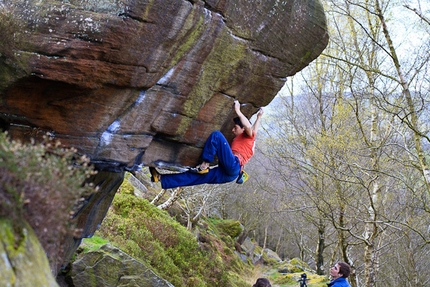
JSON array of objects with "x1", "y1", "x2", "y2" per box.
[{"x1": 0, "y1": 0, "x2": 329, "y2": 171}]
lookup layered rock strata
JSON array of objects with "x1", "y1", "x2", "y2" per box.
[{"x1": 0, "y1": 0, "x2": 329, "y2": 278}]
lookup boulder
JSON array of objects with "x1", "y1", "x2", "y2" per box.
[
  {"x1": 0, "y1": 0, "x2": 328, "y2": 171},
  {"x1": 0, "y1": 0, "x2": 328, "y2": 278},
  {"x1": 264, "y1": 248, "x2": 282, "y2": 262},
  {"x1": 68, "y1": 244, "x2": 174, "y2": 287},
  {"x1": 241, "y1": 236, "x2": 257, "y2": 257},
  {"x1": 0, "y1": 219, "x2": 59, "y2": 287}
]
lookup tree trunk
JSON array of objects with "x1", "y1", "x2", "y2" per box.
[
  {"x1": 157, "y1": 187, "x2": 183, "y2": 210},
  {"x1": 151, "y1": 189, "x2": 166, "y2": 205},
  {"x1": 315, "y1": 218, "x2": 325, "y2": 275},
  {"x1": 261, "y1": 225, "x2": 268, "y2": 255},
  {"x1": 375, "y1": 0, "x2": 430, "y2": 201}
]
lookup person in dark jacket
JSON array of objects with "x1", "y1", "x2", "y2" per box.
[
  {"x1": 328, "y1": 262, "x2": 352, "y2": 287},
  {"x1": 252, "y1": 277, "x2": 271, "y2": 287}
]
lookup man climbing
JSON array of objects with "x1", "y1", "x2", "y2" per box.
[{"x1": 149, "y1": 100, "x2": 264, "y2": 189}]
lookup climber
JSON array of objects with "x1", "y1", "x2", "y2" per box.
[{"x1": 149, "y1": 100, "x2": 264, "y2": 189}]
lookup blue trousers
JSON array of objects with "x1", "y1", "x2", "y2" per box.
[{"x1": 161, "y1": 131, "x2": 241, "y2": 189}]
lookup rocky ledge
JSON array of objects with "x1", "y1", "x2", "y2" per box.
[{"x1": 0, "y1": 0, "x2": 328, "y2": 279}]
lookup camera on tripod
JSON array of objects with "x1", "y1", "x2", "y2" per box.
[{"x1": 297, "y1": 273, "x2": 308, "y2": 287}]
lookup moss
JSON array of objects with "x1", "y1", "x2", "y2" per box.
[
  {"x1": 0, "y1": 219, "x2": 27, "y2": 258},
  {"x1": 215, "y1": 219, "x2": 243, "y2": 238},
  {"x1": 290, "y1": 257, "x2": 309, "y2": 271},
  {"x1": 259, "y1": 249, "x2": 280, "y2": 266},
  {"x1": 206, "y1": 217, "x2": 242, "y2": 238},
  {"x1": 264, "y1": 257, "x2": 280, "y2": 267},
  {"x1": 262, "y1": 266, "x2": 329, "y2": 287},
  {"x1": 306, "y1": 273, "x2": 330, "y2": 286},
  {"x1": 170, "y1": 8, "x2": 206, "y2": 65},
  {"x1": 117, "y1": 174, "x2": 135, "y2": 195},
  {"x1": 0, "y1": 131, "x2": 97, "y2": 271},
  {"x1": 80, "y1": 236, "x2": 110, "y2": 253},
  {"x1": 0, "y1": 219, "x2": 58, "y2": 286},
  {"x1": 182, "y1": 30, "x2": 248, "y2": 117},
  {"x1": 274, "y1": 273, "x2": 298, "y2": 285},
  {"x1": 96, "y1": 189, "x2": 252, "y2": 287},
  {"x1": 254, "y1": 245, "x2": 263, "y2": 255},
  {"x1": 97, "y1": 193, "x2": 202, "y2": 286}
]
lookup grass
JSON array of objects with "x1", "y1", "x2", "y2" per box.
[
  {"x1": 92, "y1": 189, "x2": 252, "y2": 287},
  {"x1": 0, "y1": 132, "x2": 96, "y2": 272},
  {"x1": 80, "y1": 236, "x2": 110, "y2": 253}
]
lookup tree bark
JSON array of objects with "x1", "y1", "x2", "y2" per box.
[
  {"x1": 157, "y1": 187, "x2": 183, "y2": 210},
  {"x1": 315, "y1": 218, "x2": 326, "y2": 275}
]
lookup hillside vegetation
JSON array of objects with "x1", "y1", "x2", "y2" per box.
[
  {"x1": 0, "y1": 131, "x2": 329, "y2": 286},
  {"x1": 78, "y1": 177, "x2": 329, "y2": 287},
  {"x1": 93, "y1": 186, "x2": 253, "y2": 287}
]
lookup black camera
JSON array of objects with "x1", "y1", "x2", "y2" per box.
[{"x1": 297, "y1": 273, "x2": 308, "y2": 287}]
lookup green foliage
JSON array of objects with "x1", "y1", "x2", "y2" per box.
[
  {"x1": 80, "y1": 236, "x2": 109, "y2": 253},
  {"x1": 212, "y1": 218, "x2": 243, "y2": 238},
  {"x1": 0, "y1": 2, "x2": 29, "y2": 90},
  {"x1": 273, "y1": 272, "x2": 329, "y2": 287},
  {"x1": 117, "y1": 173, "x2": 135, "y2": 195},
  {"x1": 264, "y1": 256, "x2": 281, "y2": 267},
  {"x1": 0, "y1": 132, "x2": 95, "y2": 216},
  {"x1": 0, "y1": 131, "x2": 97, "y2": 266},
  {"x1": 289, "y1": 257, "x2": 309, "y2": 271},
  {"x1": 272, "y1": 273, "x2": 298, "y2": 285},
  {"x1": 96, "y1": 190, "x2": 252, "y2": 287},
  {"x1": 0, "y1": 3, "x2": 24, "y2": 59}
]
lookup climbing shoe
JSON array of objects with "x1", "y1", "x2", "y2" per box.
[
  {"x1": 149, "y1": 167, "x2": 160, "y2": 183},
  {"x1": 236, "y1": 170, "x2": 249, "y2": 184},
  {"x1": 189, "y1": 166, "x2": 209, "y2": 174}
]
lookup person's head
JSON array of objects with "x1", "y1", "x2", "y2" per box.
[
  {"x1": 233, "y1": 117, "x2": 244, "y2": 128},
  {"x1": 252, "y1": 277, "x2": 271, "y2": 287},
  {"x1": 232, "y1": 117, "x2": 245, "y2": 136},
  {"x1": 330, "y1": 262, "x2": 351, "y2": 279}
]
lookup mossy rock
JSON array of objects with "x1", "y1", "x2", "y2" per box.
[
  {"x1": 207, "y1": 218, "x2": 243, "y2": 239},
  {"x1": 96, "y1": 192, "x2": 252, "y2": 287},
  {"x1": 0, "y1": 219, "x2": 59, "y2": 287},
  {"x1": 290, "y1": 257, "x2": 309, "y2": 272},
  {"x1": 69, "y1": 243, "x2": 174, "y2": 287}
]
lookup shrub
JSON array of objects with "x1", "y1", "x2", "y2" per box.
[
  {"x1": 290, "y1": 257, "x2": 309, "y2": 272},
  {"x1": 215, "y1": 219, "x2": 243, "y2": 238},
  {"x1": 0, "y1": 132, "x2": 97, "y2": 269},
  {"x1": 0, "y1": 3, "x2": 24, "y2": 59}
]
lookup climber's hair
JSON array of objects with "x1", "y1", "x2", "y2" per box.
[
  {"x1": 252, "y1": 278, "x2": 271, "y2": 287},
  {"x1": 233, "y1": 117, "x2": 243, "y2": 128}
]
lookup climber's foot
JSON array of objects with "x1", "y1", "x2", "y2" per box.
[
  {"x1": 149, "y1": 167, "x2": 160, "y2": 183},
  {"x1": 189, "y1": 162, "x2": 210, "y2": 174}
]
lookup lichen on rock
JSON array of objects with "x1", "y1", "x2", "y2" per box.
[
  {"x1": 69, "y1": 244, "x2": 174, "y2": 287},
  {"x1": 0, "y1": 219, "x2": 59, "y2": 287}
]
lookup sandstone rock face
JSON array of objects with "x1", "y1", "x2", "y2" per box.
[
  {"x1": 69, "y1": 244, "x2": 174, "y2": 287},
  {"x1": 0, "y1": 0, "x2": 328, "y2": 279},
  {"x1": 0, "y1": 0, "x2": 328, "y2": 170}
]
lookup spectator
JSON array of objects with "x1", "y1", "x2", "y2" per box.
[
  {"x1": 328, "y1": 262, "x2": 351, "y2": 287},
  {"x1": 252, "y1": 277, "x2": 271, "y2": 287}
]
